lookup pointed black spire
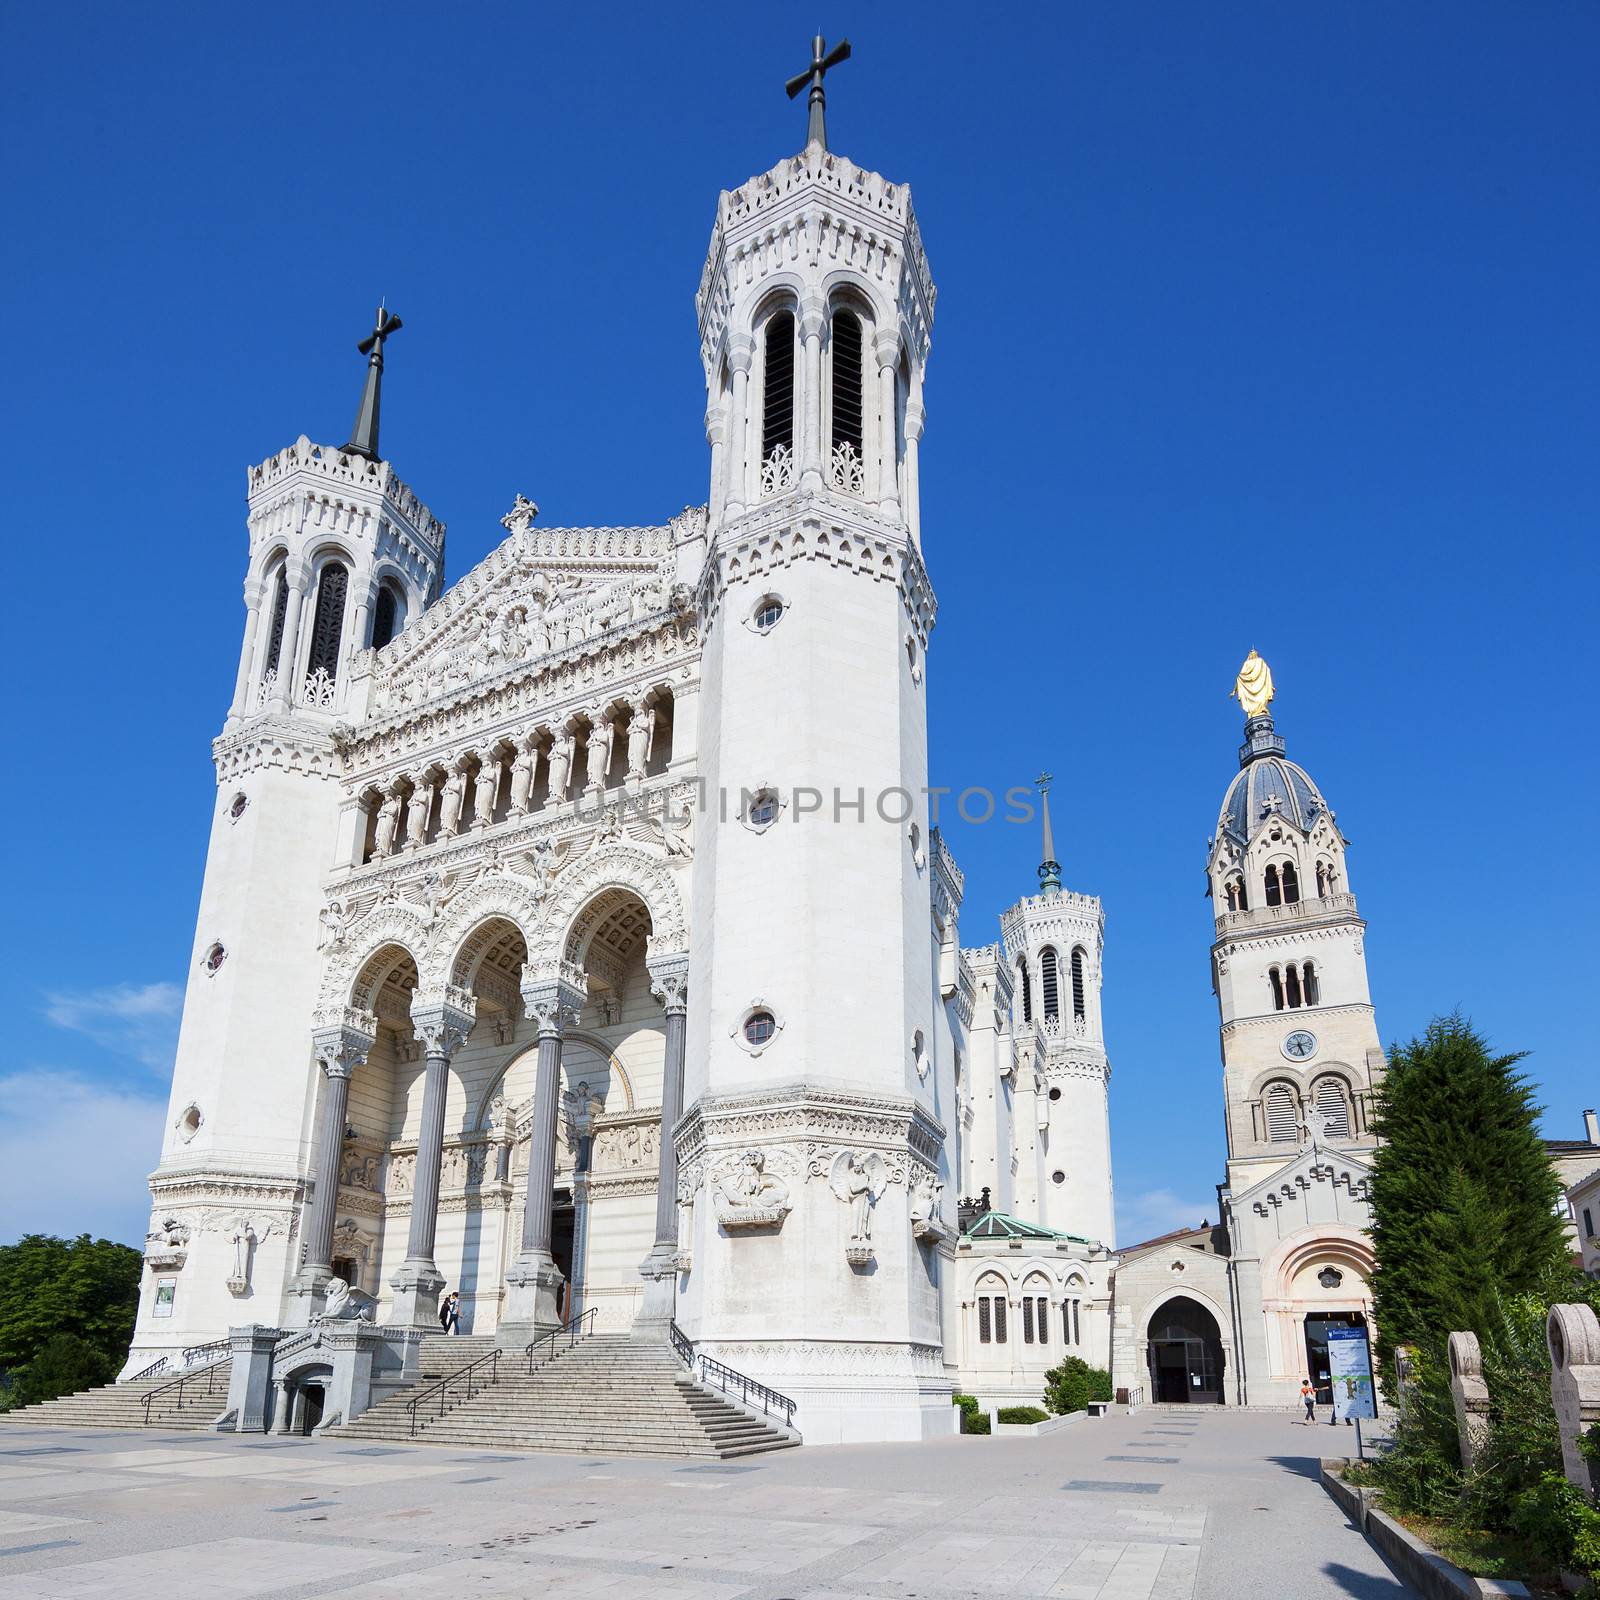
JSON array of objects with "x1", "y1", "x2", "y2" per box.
[
  {"x1": 343, "y1": 305, "x2": 402, "y2": 462},
  {"x1": 1035, "y1": 772, "x2": 1062, "y2": 894},
  {"x1": 785, "y1": 34, "x2": 851, "y2": 150}
]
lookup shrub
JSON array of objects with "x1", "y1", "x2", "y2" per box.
[
  {"x1": 962, "y1": 1411, "x2": 990, "y2": 1435},
  {"x1": 997, "y1": 1405, "x2": 1049, "y2": 1425},
  {"x1": 1044, "y1": 1356, "x2": 1112, "y2": 1415},
  {"x1": 952, "y1": 1392, "x2": 980, "y2": 1417}
]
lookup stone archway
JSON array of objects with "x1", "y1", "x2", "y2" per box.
[{"x1": 1145, "y1": 1293, "x2": 1227, "y2": 1405}]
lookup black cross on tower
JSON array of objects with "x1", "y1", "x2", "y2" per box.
[
  {"x1": 786, "y1": 34, "x2": 851, "y2": 151},
  {"x1": 344, "y1": 304, "x2": 402, "y2": 462}
]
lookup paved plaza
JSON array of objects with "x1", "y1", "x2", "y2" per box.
[{"x1": 0, "y1": 1408, "x2": 1413, "y2": 1599}]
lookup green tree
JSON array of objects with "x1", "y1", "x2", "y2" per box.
[
  {"x1": 6, "y1": 1333, "x2": 119, "y2": 1409},
  {"x1": 0, "y1": 1234, "x2": 142, "y2": 1400},
  {"x1": 1368, "y1": 1015, "x2": 1569, "y2": 1374}
]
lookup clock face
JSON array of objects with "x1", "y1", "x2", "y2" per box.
[{"x1": 1283, "y1": 1030, "x2": 1318, "y2": 1061}]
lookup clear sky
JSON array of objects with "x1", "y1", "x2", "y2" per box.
[{"x1": 3, "y1": 3, "x2": 1595, "y2": 1249}]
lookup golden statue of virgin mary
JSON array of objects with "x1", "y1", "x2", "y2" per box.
[{"x1": 1232, "y1": 650, "x2": 1275, "y2": 719}]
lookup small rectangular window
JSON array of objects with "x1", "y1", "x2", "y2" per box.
[
  {"x1": 978, "y1": 1298, "x2": 991, "y2": 1344},
  {"x1": 994, "y1": 1298, "x2": 1008, "y2": 1345},
  {"x1": 1585, "y1": 1207, "x2": 1595, "y2": 1238},
  {"x1": 1036, "y1": 1297, "x2": 1049, "y2": 1346},
  {"x1": 1022, "y1": 1298, "x2": 1035, "y2": 1343},
  {"x1": 1062, "y1": 1302, "x2": 1071, "y2": 1344},
  {"x1": 1072, "y1": 1300, "x2": 1081, "y2": 1345}
]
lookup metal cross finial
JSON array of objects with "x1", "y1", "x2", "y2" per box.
[
  {"x1": 1035, "y1": 771, "x2": 1054, "y2": 794},
  {"x1": 344, "y1": 305, "x2": 403, "y2": 462},
  {"x1": 785, "y1": 34, "x2": 851, "y2": 151}
]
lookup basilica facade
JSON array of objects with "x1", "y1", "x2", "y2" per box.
[{"x1": 125, "y1": 106, "x2": 1383, "y2": 1438}]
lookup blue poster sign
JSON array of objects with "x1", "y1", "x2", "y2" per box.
[{"x1": 1326, "y1": 1325, "x2": 1376, "y2": 1420}]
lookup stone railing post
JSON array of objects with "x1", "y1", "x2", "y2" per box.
[
  {"x1": 1447, "y1": 1331, "x2": 1491, "y2": 1471},
  {"x1": 386, "y1": 988, "x2": 475, "y2": 1331},
  {"x1": 1548, "y1": 1303, "x2": 1600, "y2": 1504},
  {"x1": 496, "y1": 966, "x2": 586, "y2": 1348},
  {"x1": 632, "y1": 955, "x2": 689, "y2": 1342},
  {"x1": 286, "y1": 1010, "x2": 376, "y2": 1325}
]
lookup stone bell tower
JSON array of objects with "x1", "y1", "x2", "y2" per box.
[
  {"x1": 674, "y1": 42, "x2": 953, "y2": 1443},
  {"x1": 129, "y1": 320, "x2": 446, "y2": 1353}
]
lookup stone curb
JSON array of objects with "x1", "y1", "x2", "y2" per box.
[
  {"x1": 1319, "y1": 1461, "x2": 1531, "y2": 1599},
  {"x1": 991, "y1": 1409, "x2": 1085, "y2": 1437}
]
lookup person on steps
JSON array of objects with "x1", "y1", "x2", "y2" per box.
[{"x1": 440, "y1": 1290, "x2": 461, "y2": 1334}]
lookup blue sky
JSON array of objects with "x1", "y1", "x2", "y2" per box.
[{"x1": 3, "y1": 3, "x2": 1596, "y2": 1248}]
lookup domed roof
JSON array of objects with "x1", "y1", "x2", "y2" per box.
[{"x1": 1218, "y1": 737, "x2": 1330, "y2": 846}]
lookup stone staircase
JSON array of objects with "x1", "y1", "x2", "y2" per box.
[
  {"x1": 335, "y1": 1333, "x2": 798, "y2": 1458},
  {"x1": 1, "y1": 1359, "x2": 233, "y2": 1432}
]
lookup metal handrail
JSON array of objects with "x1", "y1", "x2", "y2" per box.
[
  {"x1": 181, "y1": 1338, "x2": 231, "y2": 1367},
  {"x1": 668, "y1": 1321, "x2": 797, "y2": 1432},
  {"x1": 128, "y1": 1337, "x2": 232, "y2": 1387},
  {"x1": 526, "y1": 1307, "x2": 597, "y2": 1374},
  {"x1": 140, "y1": 1353, "x2": 231, "y2": 1425},
  {"x1": 128, "y1": 1356, "x2": 170, "y2": 1383},
  {"x1": 405, "y1": 1347, "x2": 501, "y2": 1438}
]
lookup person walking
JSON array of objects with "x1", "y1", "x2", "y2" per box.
[
  {"x1": 1299, "y1": 1378, "x2": 1316, "y2": 1425},
  {"x1": 439, "y1": 1290, "x2": 461, "y2": 1335}
]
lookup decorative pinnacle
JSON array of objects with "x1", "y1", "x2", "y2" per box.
[
  {"x1": 1035, "y1": 772, "x2": 1062, "y2": 895},
  {"x1": 785, "y1": 33, "x2": 851, "y2": 151},
  {"x1": 343, "y1": 304, "x2": 403, "y2": 462}
]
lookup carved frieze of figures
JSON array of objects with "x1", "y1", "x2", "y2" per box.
[
  {"x1": 827, "y1": 1151, "x2": 889, "y2": 1266},
  {"x1": 338, "y1": 1147, "x2": 383, "y2": 1193},
  {"x1": 384, "y1": 1150, "x2": 416, "y2": 1197},
  {"x1": 438, "y1": 1142, "x2": 489, "y2": 1192},
  {"x1": 712, "y1": 1149, "x2": 792, "y2": 1230},
  {"x1": 591, "y1": 1119, "x2": 658, "y2": 1174}
]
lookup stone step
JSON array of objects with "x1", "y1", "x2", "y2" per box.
[{"x1": 1, "y1": 1361, "x2": 234, "y2": 1431}]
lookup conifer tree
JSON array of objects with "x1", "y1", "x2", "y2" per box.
[{"x1": 1368, "y1": 1015, "x2": 1568, "y2": 1371}]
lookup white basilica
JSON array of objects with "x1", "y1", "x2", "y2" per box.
[{"x1": 125, "y1": 70, "x2": 1385, "y2": 1440}]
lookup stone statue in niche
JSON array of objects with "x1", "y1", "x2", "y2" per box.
[
  {"x1": 908, "y1": 1169, "x2": 949, "y2": 1243},
  {"x1": 145, "y1": 1217, "x2": 191, "y2": 1271},
  {"x1": 829, "y1": 1151, "x2": 888, "y2": 1266},
  {"x1": 713, "y1": 1149, "x2": 791, "y2": 1229},
  {"x1": 226, "y1": 1218, "x2": 256, "y2": 1296}
]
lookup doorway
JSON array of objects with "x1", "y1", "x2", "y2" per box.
[
  {"x1": 1146, "y1": 1297, "x2": 1226, "y2": 1404},
  {"x1": 552, "y1": 1189, "x2": 575, "y2": 1323},
  {"x1": 1304, "y1": 1311, "x2": 1368, "y2": 1406}
]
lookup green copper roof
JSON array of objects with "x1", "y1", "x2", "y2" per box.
[{"x1": 964, "y1": 1211, "x2": 1090, "y2": 1243}]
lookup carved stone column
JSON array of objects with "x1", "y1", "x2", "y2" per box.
[
  {"x1": 724, "y1": 333, "x2": 754, "y2": 518},
  {"x1": 229, "y1": 576, "x2": 265, "y2": 721},
  {"x1": 288, "y1": 1011, "x2": 376, "y2": 1324},
  {"x1": 799, "y1": 295, "x2": 825, "y2": 491},
  {"x1": 705, "y1": 401, "x2": 728, "y2": 526},
  {"x1": 269, "y1": 560, "x2": 310, "y2": 712},
  {"x1": 498, "y1": 968, "x2": 585, "y2": 1348},
  {"x1": 874, "y1": 329, "x2": 902, "y2": 517},
  {"x1": 387, "y1": 990, "x2": 476, "y2": 1331},
  {"x1": 634, "y1": 954, "x2": 689, "y2": 1342},
  {"x1": 904, "y1": 379, "x2": 925, "y2": 547}
]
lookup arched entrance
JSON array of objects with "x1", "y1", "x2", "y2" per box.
[{"x1": 1147, "y1": 1295, "x2": 1226, "y2": 1404}]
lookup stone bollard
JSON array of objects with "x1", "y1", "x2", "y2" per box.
[
  {"x1": 1447, "y1": 1331, "x2": 1492, "y2": 1471},
  {"x1": 1546, "y1": 1303, "x2": 1600, "y2": 1505}
]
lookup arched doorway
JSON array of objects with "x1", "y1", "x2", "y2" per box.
[{"x1": 1147, "y1": 1296, "x2": 1226, "y2": 1404}]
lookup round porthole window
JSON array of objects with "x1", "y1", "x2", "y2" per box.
[
  {"x1": 750, "y1": 594, "x2": 786, "y2": 633},
  {"x1": 228, "y1": 792, "x2": 248, "y2": 822},
  {"x1": 743, "y1": 1010, "x2": 776, "y2": 1047},
  {"x1": 1051, "y1": 1169, "x2": 1066, "y2": 1185},
  {"x1": 204, "y1": 942, "x2": 227, "y2": 975},
  {"x1": 1048, "y1": 1087, "x2": 1062, "y2": 1102},
  {"x1": 747, "y1": 790, "x2": 780, "y2": 828}
]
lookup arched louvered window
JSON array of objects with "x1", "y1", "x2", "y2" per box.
[
  {"x1": 1265, "y1": 1082, "x2": 1299, "y2": 1143},
  {"x1": 1269, "y1": 967, "x2": 1285, "y2": 1011},
  {"x1": 1281, "y1": 861, "x2": 1300, "y2": 904},
  {"x1": 307, "y1": 562, "x2": 348, "y2": 683},
  {"x1": 1285, "y1": 964, "x2": 1304, "y2": 1009},
  {"x1": 760, "y1": 310, "x2": 796, "y2": 492},
  {"x1": 371, "y1": 583, "x2": 403, "y2": 649},
  {"x1": 1225, "y1": 876, "x2": 1248, "y2": 912},
  {"x1": 1313, "y1": 1076, "x2": 1352, "y2": 1139},
  {"x1": 1265, "y1": 864, "x2": 1282, "y2": 908},
  {"x1": 1303, "y1": 961, "x2": 1320, "y2": 1006},
  {"x1": 829, "y1": 308, "x2": 865, "y2": 493},
  {"x1": 976, "y1": 1278, "x2": 1008, "y2": 1345},
  {"x1": 1071, "y1": 948, "x2": 1087, "y2": 1021},
  {"x1": 1019, "y1": 962, "x2": 1033, "y2": 1024},
  {"x1": 1040, "y1": 948, "x2": 1060, "y2": 1019},
  {"x1": 263, "y1": 567, "x2": 288, "y2": 675}
]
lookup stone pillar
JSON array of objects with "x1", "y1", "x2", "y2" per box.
[
  {"x1": 724, "y1": 334, "x2": 754, "y2": 519},
  {"x1": 229, "y1": 578, "x2": 265, "y2": 720},
  {"x1": 1447, "y1": 1330, "x2": 1491, "y2": 1471},
  {"x1": 799, "y1": 296, "x2": 825, "y2": 491},
  {"x1": 904, "y1": 381, "x2": 925, "y2": 548},
  {"x1": 705, "y1": 401, "x2": 728, "y2": 526},
  {"x1": 269, "y1": 561, "x2": 309, "y2": 712},
  {"x1": 387, "y1": 990, "x2": 476, "y2": 1331},
  {"x1": 634, "y1": 956, "x2": 689, "y2": 1341},
  {"x1": 498, "y1": 968, "x2": 585, "y2": 1348},
  {"x1": 874, "y1": 330, "x2": 901, "y2": 517},
  {"x1": 218, "y1": 1325, "x2": 281, "y2": 1433},
  {"x1": 287, "y1": 1012, "x2": 376, "y2": 1324},
  {"x1": 1548, "y1": 1302, "x2": 1600, "y2": 1504}
]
